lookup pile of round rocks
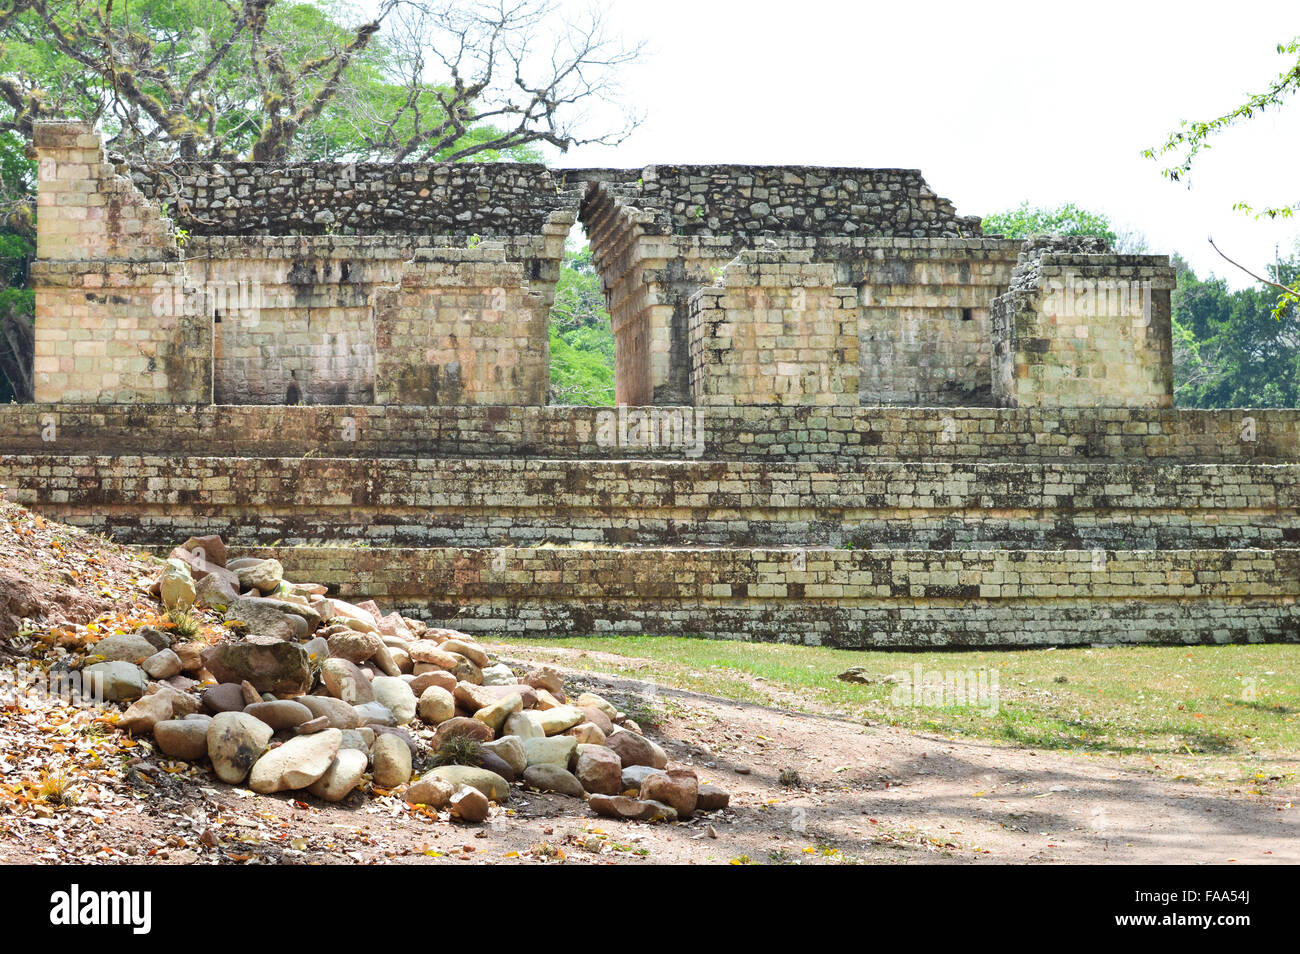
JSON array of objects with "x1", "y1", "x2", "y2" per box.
[{"x1": 87, "y1": 535, "x2": 730, "y2": 825}]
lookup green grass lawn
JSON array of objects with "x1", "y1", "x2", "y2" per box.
[{"x1": 501, "y1": 637, "x2": 1300, "y2": 787}]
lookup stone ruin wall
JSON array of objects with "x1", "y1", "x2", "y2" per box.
[
  {"x1": 10, "y1": 121, "x2": 1300, "y2": 648},
  {"x1": 31, "y1": 122, "x2": 1181, "y2": 412},
  {"x1": 33, "y1": 123, "x2": 577, "y2": 406},
  {"x1": 4, "y1": 399, "x2": 1300, "y2": 646},
  {"x1": 991, "y1": 240, "x2": 1176, "y2": 408},
  {"x1": 578, "y1": 167, "x2": 1028, "y2": 409},
  {"x1": 31, "y1": 124, "x2": 207, "y2": 404},
  {"x1": 689, "y1": 252, "x2": 861, "y2": 406},
  {"x1": 4, "y1": 403, "x2": 1298, "y2": 462}
]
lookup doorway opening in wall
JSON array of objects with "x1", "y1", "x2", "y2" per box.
[{"x1": 547, "y1": 221, "x2": 615, "y2": 406}]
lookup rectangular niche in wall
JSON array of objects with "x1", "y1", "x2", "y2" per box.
[
  {"x1": 202, "y1": 248, "x2": 379, "y2": 406},
  {"x1": 212, "y1": 311, "x2": 376, "y2": 405}
]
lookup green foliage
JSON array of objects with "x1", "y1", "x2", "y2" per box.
[
  {"x1": 550, "y1": 244, "x2": 607, "y2": 334},
  {"x1": 1143, "y1": 36, "x2": 1300, "y2": 314},
  {"x1": 1144, "y1": 36, "x2": 1300, "y2": 221},
  {"x1": 0, "y1": 128, "x2": 35, "y2": 287},
  {"x1": 1172, "y1": 252, "x2": 1300, "y2": 408},
  {"x1": 549, "y1": 329, "x2": 614, "y2": 406},
  {"x1": 0, "y1": 127, "x2": 35, "y2": 405},
  {"x1": 164, "y1": 610, "x2": 202, "y2": 640},
  {"x1": 0, "y1": 0, "x2": 559, "y2": 162},
  {"x1": 549, "y1": 241, "x2": 615, "y2": 405},
  {"x1": 981, "y1": 201, "x2": 1118, "y2": 245}
]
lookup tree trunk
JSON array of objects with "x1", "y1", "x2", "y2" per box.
[{"x1": 0, "y1": 309, "x2": 34, "y2": 403}]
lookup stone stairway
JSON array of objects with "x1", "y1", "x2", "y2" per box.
[{"x1": 4, "y1": 403, "x2": 1300, "y2": 647}]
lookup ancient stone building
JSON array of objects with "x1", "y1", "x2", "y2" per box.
[{"x1": 4, "y1": 120, "x2": 1298, "y2": 646}]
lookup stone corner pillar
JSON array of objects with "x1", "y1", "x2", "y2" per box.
[{"x1": 991, "y1": 243, "x2": 1176, "y2": 408}]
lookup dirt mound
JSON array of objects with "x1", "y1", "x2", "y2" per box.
[
  {"x1": 0, "y1": 497, "x2": 154, "y2": 646},
  {"x1": 0, "y1": 568, "x2": 113, "y2": 642}
]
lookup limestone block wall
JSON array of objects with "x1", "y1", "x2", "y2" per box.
[
  {"x1": 581, "y1": 185, "x2": 730, "y2": 404},
  {"x1": 582, "y1": 174, "x2": 1021, "y2": 408},
  {"x1": 32, "y1": 261, "x2": 212, "y2": 405},
  {"x1": 689, "y1": 251, "x2": 860, "y2": 406},
  {"x1": 5, "y1": 397, "x2": 1300, "y2": 646},
  {"x1": 30, "y1": 122, "x2": 576, "y2": 406},
  {"x1": 7, "y1": 454, "x2": 1299, "y2": 552},
  {"x1": 33, "y1": 125, "x2": 1176, "y2": 411},
  {"x1": 857, "y1": 239, "x2": 1020, "y2": 405},
  {"x1": 992, "y1": 247, "x2": 1177, "y2": 408},
  {"x1": 373, "y1": 247, "x2": 549, "y2": 406},
  {"x1": 186, "y1": 236, "x2": 399, "y2": 405},
  {"x1": 34, "y1": 122, "x2": 177, "y2": 262},
  {"x1": 31, "y1": 122, "x2": 211, "y2": 404},
  {"x1": 252, "y1": 544, "x2": 1300, "y2": 646},
  {"x1": 4, "y1": 404, "x2": 1298, "y2": 463}
]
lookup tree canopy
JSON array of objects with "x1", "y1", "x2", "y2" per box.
[
  {"x1": 981, "y1": 201, "x2": 1119, "y2": 246},
  {"x1": 0, "y1": 0, "x2": 642, "y2": 163}
]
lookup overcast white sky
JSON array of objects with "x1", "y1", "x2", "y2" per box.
[{"x1": 540, "y1": 0, "x2": 1299, "y2": 287}]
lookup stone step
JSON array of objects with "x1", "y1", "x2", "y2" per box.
[
  {"x1": 235, "y1": 544, "x2": 1300, "y2": 647},
  {"x1": 8, "y1": 454, "x2": 1300, "y2": 551},
  {"x1": 1, "y1": 403, "x2": 1296, "y2": 463}
]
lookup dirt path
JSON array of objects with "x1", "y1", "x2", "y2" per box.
[
  {"x1": 2, "y1": 649, "x2": 1293, "y2": 865},
  {"x1": 486, "y1": 652, "x2": 1298, "y2": 864}
]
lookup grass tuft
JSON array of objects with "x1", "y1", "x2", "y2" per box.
[
  {"x1": 164, "y1": 611, "x2": 202, "y2": 640},
  {"x1": 36, "y1": 770, "x2": 78, "y2": 807},
  {"x1": 430, "y1": 735, "x2": 484, "y2": 768}
]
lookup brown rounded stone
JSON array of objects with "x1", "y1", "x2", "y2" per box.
[
  {"x1": 201, "y1": 682, "x2": 247, "y2": 714},
  {"x1": 640, "y1": 768, "x2": 699, "y2": 818},
  {"x1": 245, "y1": 699, "x2": 314, "y2": 730},
  {"x1": 433, "y1": 716, "x2": 493, "y2": 747},
  {"x1": 410, "y1": 670, "x2": 457, "y2": 696}
]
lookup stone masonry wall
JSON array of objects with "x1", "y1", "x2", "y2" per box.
[
  {"x1": 582, "y1": 173, "x2": 1021, "y2": 407},
  {"x1": 689, "y1": 251, "x2": 860, "y2": 405},
  {"x1": 374, "y1": 247, "x2": 549, "y2": 406},
  {"x1": 6, "y1": 394, "x2": 1299, "y2": 647},
  {"x1": 31, "y1": 122, "x2": 573, "y2": 406},
  {"x1": 134, "y1": 161, "x2": 977, "y2": 242},
  {"x1": 6, "y1": 454, "x2": 1299, "y2": 552},
  {"x1": 3, "y1": 404, "x2": 1296, "y2": 462},
  {"x1": 251, "y1": 545, "x2": 1300, "y2": 646},
  {"x1": 857, "y1": 239, "x2": 1019, "y2": 405},
  {"x1": 992, "y1": 245, "x2": 1177, "y2": 408},
  {"x1": 32, "y1": 261, "x2": 212, "y2": 404},
  {"x1": 31, "y1": 123, "x2": 210, "y2": 404},
  {"x1": 32, "y1": 123, "x2": 1177, "y2": 411},
  {"x1": 632, "y1": 165, "x2": 982, "y2": 239},
  {"x1": 132, "y1": 160, "x2": 576, "y2": 237},
  {"x1": 189, "y1": 238, "x2": 396, "y2": 405},
  {"x1": 19, "y1": 123, "x2": 1288, "y2": 649},
  {"x1": 34, "y1": 123, "x2": 178, "y2": 263}
]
